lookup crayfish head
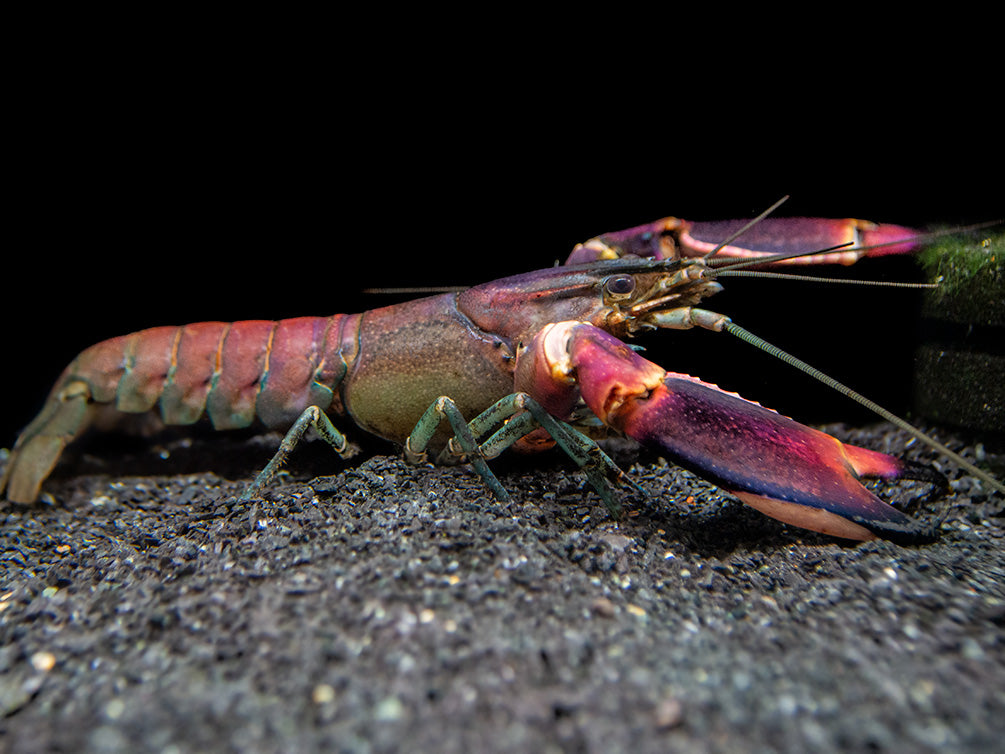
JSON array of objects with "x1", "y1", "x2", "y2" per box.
[
  {"x1": 610, "y1": 259, "x2": 725, "y2": 336},
  {"x1": 457, "y1": 256, "x2": 724, "y2": 346}
]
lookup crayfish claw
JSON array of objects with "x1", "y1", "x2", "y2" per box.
[
  {"x1": 730, "y1": 489, "x2": 939, "y2": 545},
  {"x1": 517, "y1": 321, "x2": 946, "y2": 543},
  {"x1": 894, "y1": 462, "x2": 950, "y2": 511}
]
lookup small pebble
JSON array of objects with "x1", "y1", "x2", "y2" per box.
[
  {"x1": 591, "y1": 597, "x2": 617, "y2": 618},
  {"x1": 654, "y1": 697, "x2": 683, "y2": 730},
  {"x1": 312, "y1": 684, "x2": 336, "y2": 704},
  {"x1": 30, "y1": 651, "x2": 56, "y2": 672}
]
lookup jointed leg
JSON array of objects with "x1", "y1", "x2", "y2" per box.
[
  {"x1": 405, "y1": 396, "x2": 511, "y2": 501},
  {"x1": 406, "y1": 392, "x2": 637, "y2": 515},
  {"x1": 241, "y1": 406, "x2": 354, "y2": 502}
]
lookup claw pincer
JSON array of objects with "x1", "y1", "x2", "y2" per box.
[
  {"x1": 567, "y1": 216, "x2": 920, "y2": 266},
  {"x1": 518, "y1": 322, "x2": 938, "y2": 543}
]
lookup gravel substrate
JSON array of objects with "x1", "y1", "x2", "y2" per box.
[{"x1": 1, "y1": 424, "x2": 1003, "y2": 754}]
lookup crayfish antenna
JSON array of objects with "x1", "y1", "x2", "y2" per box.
[
  {"x1": 722, "y1": 320, "x2": 1005, "y2": 499},
  {"x1": 700, "y1": 195, "x2": 791, "y2": 261}
]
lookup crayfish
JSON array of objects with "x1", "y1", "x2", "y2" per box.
[{"x1": 3, "y1": 202, "x2": 1001, "y2": 543}]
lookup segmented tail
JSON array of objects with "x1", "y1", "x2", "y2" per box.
[
  {"x1": 2, "y1": 316, "x2": 353, "y2": 503},
  {"x1": 1, "y1": 373, "x2": 94, "y2": 503}
]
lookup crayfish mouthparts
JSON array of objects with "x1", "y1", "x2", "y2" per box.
[{"x1": 633, "y1": 306, "x2": 732, "y2": 333}]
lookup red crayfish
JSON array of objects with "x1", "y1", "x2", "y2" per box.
[{"x1": 3, "y1": 205, "x2": 1001, "y2": 543}]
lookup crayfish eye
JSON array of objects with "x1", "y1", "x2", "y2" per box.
[{"x1": 604, "y1": 274, "x2": 636, "y2": 298}]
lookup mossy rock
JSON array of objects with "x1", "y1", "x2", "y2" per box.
[
  {"x1": 913, "y1": 228, "x2": 1004, "y2": 433},
  {"x1": 917, "y1": 228, "x2": 1004, "y2": 326}
]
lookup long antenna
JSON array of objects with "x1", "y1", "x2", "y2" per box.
[
  {"x1": 362, "y1": 285, "x2": 469, "y2": 295},
  {"x1": 702, "y1": 195, "x2": 791, "y2": 261},
  {"x1": 706, "y1": 241, "x2": 856, "y2": 269},
  {"x1": 724, "y1": 321, "x2": 1005, "y2": 495},
  {"x1": 715, "y1": 269, "x2": 937, "y2": 289}
]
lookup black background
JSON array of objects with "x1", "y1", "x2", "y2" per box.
[{"x1": 6, "y1": 49, "x2": 1001, "y2": 449}]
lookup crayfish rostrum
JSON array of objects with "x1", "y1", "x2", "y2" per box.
[{"x1": 3, "y1": 209, "x2": 1001, "y2": 543}]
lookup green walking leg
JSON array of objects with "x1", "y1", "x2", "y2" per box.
[{"x1": 240, "y1": 406, "x2": 355, "y2": 502}]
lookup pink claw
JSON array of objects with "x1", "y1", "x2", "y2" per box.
[
  {"x1": 516, "y1": 321, "x2": 940, "y2": 543},
  {"x1": 567, "y1": 216, "x2": 921, "y2": 266}
]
